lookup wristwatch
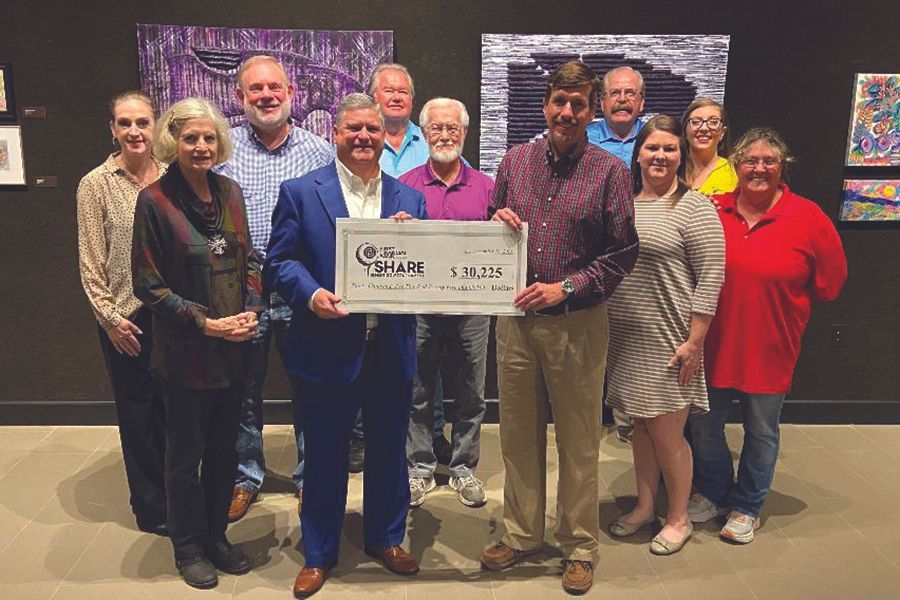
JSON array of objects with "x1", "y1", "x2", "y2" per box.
[{"x1": 561, "y1": 278, "x2": 575, "y2": 296}]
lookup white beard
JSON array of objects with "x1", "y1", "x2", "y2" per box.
[{"x1": 430, "y1": 144, "x2": 462, "y2": 163}]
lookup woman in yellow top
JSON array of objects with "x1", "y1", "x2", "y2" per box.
[{"x1": 681, "y1": 98, "x2": 737, "y2": 197}]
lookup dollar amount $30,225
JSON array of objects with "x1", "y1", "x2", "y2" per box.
[{"x1": 449, "y1": 265, "x2": 504, "y2": 279}]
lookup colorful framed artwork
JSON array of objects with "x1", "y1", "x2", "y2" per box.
[
  {"x1": 840, "y1": 179, "x2": 900, "y2": 221},
  {"x1": 0, "y1": 63, "x2": 16, "y2": 120},
  {"x1": 0, "y1": 125, "x2": 26, "y2": 186},
  {"x1": 845, "y1": 73, "x2": 900, "y2": 166}
]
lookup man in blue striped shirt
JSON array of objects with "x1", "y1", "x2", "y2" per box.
[{"x1": 217, "y1": 55, "x2": 334, "y2": 523}]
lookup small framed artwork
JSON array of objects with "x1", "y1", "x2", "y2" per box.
[
  {"x1": 0, "y1": 125, "x2": 26, "y2": 186},
  {"x1": 840, "y1": 179, "x2": 900, "y2": 221},
  {"x1": 844, "y1": 73, "x2": 900, "y2": 166},
  {"x1": 0, "y1": 63, "x2": 15, "y2": 120}
]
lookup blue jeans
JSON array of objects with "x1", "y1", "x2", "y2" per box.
[
  {"x1": 688, "y1": 387, "x2": 785, "y2": 518},
  {"x1": 408, "y1": 314, "x2": 489, "y2": 479},
  {"x1": 234, "y1": 299, "x2": 304, "y2": 493}
]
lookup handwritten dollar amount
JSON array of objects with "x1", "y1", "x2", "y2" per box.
[{"x1": 450, "y1": 265, "x2": 504, "y2": 279}]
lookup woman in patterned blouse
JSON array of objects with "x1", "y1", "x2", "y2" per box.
[{"x1": 76, "y1": 90, "x2": 167, "y2": 536}]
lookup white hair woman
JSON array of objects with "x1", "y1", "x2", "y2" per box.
[{"x1": 131, "y1": 97, "x2": 262, "y2": 589}]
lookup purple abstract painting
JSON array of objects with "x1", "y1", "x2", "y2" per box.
[{"x1": 137, "y1": 24, "x2": 393, "y2": 142}]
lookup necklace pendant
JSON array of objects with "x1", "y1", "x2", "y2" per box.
[{"x1": 207, "y1": 234, "x2": 228, "y2": 256}]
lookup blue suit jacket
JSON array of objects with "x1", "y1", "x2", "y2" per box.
[{"x1": 266, "y1": 162, "x2": 427, "y2": 385}]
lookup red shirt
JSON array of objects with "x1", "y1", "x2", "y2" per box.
[{"x1": 705, "y1": 185, "x2": 847, "y2": 394}]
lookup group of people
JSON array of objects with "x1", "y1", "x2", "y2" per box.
[{"x1": 76, "y1": 56, "x2": 847, "y2": 597}]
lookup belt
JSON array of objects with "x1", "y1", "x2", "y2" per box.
[
  {"x1": 533, "y1": 296, "x2": 601, "y2": 317},
  {"x1": 365, "y1": 327, "x2": 378, "y2": 341}
]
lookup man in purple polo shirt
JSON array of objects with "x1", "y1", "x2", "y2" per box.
[{"x1": 399, "y1": 97, "x2": 494, "y2": 508}]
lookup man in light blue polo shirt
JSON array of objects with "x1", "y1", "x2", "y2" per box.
[
  {"x1": 585, "y1": 66, "x2": 646, "y2": 167},
  {"x1": 368, "y1": 63, "x2": 429, "y2": 178},
  {"x1": 349, "y1": 63, "x2": 451, "y2": 472},
  {"x1": 586, "y1": 66, "x2": 645, "y2": 445}
]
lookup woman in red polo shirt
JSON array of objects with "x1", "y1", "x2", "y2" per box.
[{"x1": 687, "y1": 127, "x2": 847, "y2": 544}]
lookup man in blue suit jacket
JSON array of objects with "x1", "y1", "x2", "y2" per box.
[{"x1": 266, "y1": 93, "x2": 427, "y2": 597}]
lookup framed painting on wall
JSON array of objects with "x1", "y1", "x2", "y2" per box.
[
  {"x1": 840, "y1": 179, "x2": 900, "y2": 221},
  {"x1": 0, "y1": 125, "x2": 26, "y2": 186},
  {"x1": 480, "y1": 34, "x2": 731, "y2": 178},
  {"x1": 845, "y1": 73, "x2": 900, "y2": 166},
  {"x1": 0, "y1": 64, "x2": 16, "y2": 120}
]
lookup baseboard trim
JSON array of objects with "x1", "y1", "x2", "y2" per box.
[{"x1": 1, "y1": 398, "x2": 899, "y2": 425}]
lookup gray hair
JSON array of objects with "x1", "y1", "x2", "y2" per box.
[
  {"x1": 730, "y1": 126, "x2": 795, "y2": 176},
  {"x1": 236, "y1": 55, "x2": 289, "y2": 90},
  {"x1": 419, "y1": 97, "x2": 470, "y2": 130},
  {"x1": 366, "y1": 63, "x2": 415, "y2": 97},
  {"x1": 335, "y1": 93, "x2": 384, "y2": 128},
  {"x1": 603, "y1": 66, "x2": 645, "y2": 96},
  {"x1": 153, "y1": 97, "x2": 233, "y2": 164}
]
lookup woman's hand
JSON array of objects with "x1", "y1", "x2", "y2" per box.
[
  {"x1": 107, "y1": 318, "x2": 143, "y2": 356},
  {"x1": 204, "y1": 313, "x2": 259, "y2": 342},
  {"x1": 668, "y1": 340, "x2": 702, "y2": 386}
]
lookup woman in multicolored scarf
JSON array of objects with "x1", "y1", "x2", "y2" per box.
[{"x1": 131, "y1": 97, "x2": 263, "y2": 589}]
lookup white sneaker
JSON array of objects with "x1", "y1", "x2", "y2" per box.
[
  {"x1": 720, "y1": 510, "x2": 761, "y2": 544},
  {"x1": 687, "y1": 492, "x2": 719, "y2": 523},
  {"x1": 409, "y1": 477, "x2": 435, "y2": 507},
  {"x1": 449, "y1": 474, "x2": 487, "y2": 507}
]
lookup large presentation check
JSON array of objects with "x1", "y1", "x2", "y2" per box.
[{"x1": 335, "y1": 218, "x2": 528, "y2": 315}]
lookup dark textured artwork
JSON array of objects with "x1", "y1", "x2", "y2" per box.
[
  {"x1": 480, "y1": 34, "x2": 730, "y2": 177},
  {"x1": 137, "y1": 24, "x2": 393, "y2": 142}
]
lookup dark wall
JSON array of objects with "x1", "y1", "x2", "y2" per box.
[{"x1": 1, "y1": 1, "x2": 898, "y2": 420}]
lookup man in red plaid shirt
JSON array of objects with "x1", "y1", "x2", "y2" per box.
[{"x1": 480, "y1": 60, "x2": 638, "y2": 595}]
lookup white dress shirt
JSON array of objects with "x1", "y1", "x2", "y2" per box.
[{"x1": 309, "y1": 159, "x2": 382, "y2": 329}]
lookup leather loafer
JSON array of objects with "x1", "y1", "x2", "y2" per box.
[
  {"x1": 228, "y1": 486, "x2": 258, "y2": 523},
  {"x1": 561, "y1": 559, "x2": 594, "y2": 595},
  {"x1": 176, "y1": 555, "x2": 218, "y2": 589},
  {"x1": 480, "y1": 540, "x2": 539, "y2": 571},
  {"x1": 364, "y1": 545, "x2": 419, "y2": 575},
  {"x1": 293, "y1": 566, "x2": 327, "y2": 597}
]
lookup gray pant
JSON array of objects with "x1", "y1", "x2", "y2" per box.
[{"x1": 408, "y1": 314, "x2": 490, "y2": 479}]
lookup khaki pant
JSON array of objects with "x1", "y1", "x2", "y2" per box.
[{"x1": 496, "y1": 303, "x2": 608, "y2": 562}]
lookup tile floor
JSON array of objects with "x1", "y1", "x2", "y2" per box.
[{"x1": 0, "y1": 424, "x2": 898, "y2": 599}]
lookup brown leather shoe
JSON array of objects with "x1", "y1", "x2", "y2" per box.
[
  {"x1": 364, "y1": 545, "x2": 419, "y2": 575},
  {"x1": 561, "y1": 559, "x2": 593, "y2": 595},
  {"x1": 228, "y1": 486, "x2": 257, "y2": 523},
  {"x1": 293, "y1": 566, "x2": 327, "y2": 597},
  {"x1": 480, "y1": 540, "x2": 539, "y2": 571},
  {"x1": 297, "y1": 488, "x2": 303, "y2": 517}
]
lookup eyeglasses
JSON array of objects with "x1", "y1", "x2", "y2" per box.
[
  {"x1": 686, "y1": 116, "x2": 724, "y2": 130},
  {"x1": 739, "y1": 157, "x2": 781, "y2": 169},
  {"x1": 427, "y1": 123, "x2": 463, "y2": 136},
  {"x1": 603, "y1": 88, "x2": 641, "y2": 100}
]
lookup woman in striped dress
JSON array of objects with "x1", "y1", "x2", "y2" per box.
[{"x1": 605, "y1": 115, "x2": 725, "y2": 555}]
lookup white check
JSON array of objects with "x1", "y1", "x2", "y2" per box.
[{"x1": 335, "y1": 218, "x2": 528, "y2": 315}]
